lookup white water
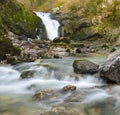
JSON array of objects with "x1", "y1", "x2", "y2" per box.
[
  {"x1": 0, "y1": 57, "x2": 120, "y2": 115},
  {"x1": 0, "y1": 64, "x2": 104, "y2": 94},
  {"x1": 36, "y1": 12, "x2": 60, "y2": 40}
]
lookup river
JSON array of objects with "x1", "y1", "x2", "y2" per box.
[{"x1": 0, "y1": 55, "x2": 120, "y2": 115}]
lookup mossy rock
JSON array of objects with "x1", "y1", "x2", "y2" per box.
[
  {"x1": 71, "y1": 43, "x2": 85, "y2": 48},
  {"x1": 73, "y1": 59, "x2": 98, "y2": 74},
  {"x1": 50, "y1": 42, "x2": 73, "y2": 52},
  {"x1": 20, "y1": 70, "x2": 35, "y2": 79},
  {"x1": 74, "y1": 26, "x2": 99, "y2": 41},
  {"x1": 0, "y1": 0, "x2": 47, "y2": 39},
  {"x1": 53, "y1": 37, "x2": 71, "y2": 44},
  {"x1": 0, "y1": 37, "x2": 21, "y2": 60}
]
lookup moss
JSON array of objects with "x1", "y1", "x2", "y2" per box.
[
  {"x1": 101, "y1": 44, "x2": 109, "y2": 49},
  {"x1": 73, "y1": 26, "x2": 98, "y2": 41},
  {"x1": 0, "y1": 0, "x2": 46, "y2": 39},
  {"x1": 71, "y1": 43, "x2": 85, "y2": 48},
  {"x1": 53, "y1": 37, "x2": 71, "y2": 44},
  {"x1": 73, "y1": 59, "x2": 88, "y2": 73},
  {"x1": 0, "y1": 37, "x2": 21, "y2": 60},
  {"x1": 73, "y1": 59, "x2": 98, "y2": 74},
  {"x1": 13, "y1": 46, "x2": 21, "y2": 55}
]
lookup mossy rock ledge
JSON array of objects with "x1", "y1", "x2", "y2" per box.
[
  {"x1": 73, "y1": 59, "x2": 98, "y2": 74},
  {"x1": 0, "y1": 0, "x2": 47, "y2": 39}
]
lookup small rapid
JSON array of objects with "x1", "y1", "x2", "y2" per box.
[
  {"x1": 0, "y1": 57, "x2": 120, "y2": 115},
  {"x1": 36, "y1": 12, "x2": 60, "y2": 40},
  {"x1": 0, "y1": 63, "x2": 103, "y2": 94}
]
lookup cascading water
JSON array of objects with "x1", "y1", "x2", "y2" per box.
[
  {"x1": 0, "y1": 57, "x2": 120, "y2": 115},
  {"x1": 36, "y1": 12, "x2": 60, "y2": 40}
]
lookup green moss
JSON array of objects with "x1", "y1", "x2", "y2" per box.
[
  {"x1": 73, "y1": 59, "x2": 98, "y2": 74},
  {"x1": 71, "y1": 43, "x2": 85, "y2": 48},
  {"x1": 68, "y1": 4, "x2": 79, "y2": 12},
  {"x1": 101, "y1": 44, "x2": 109, "y2": 49},
  {"x1": 103, "y1": 0, "x2": 120, "y2": 28},
  {"x1": 74, "y1": 26, "x2": 98, "y2": 40},
  {"x1": 0, "y1": 0, "x2": 46, "y2": 39},
  {"x1": 0, "y1": 37, "x2": 21, "y2": 60},
  {"x1": 13, "y1": 46, "x2": 21, "y2": 55},
  {"x1": 73, "y1": 59, "x2": 88, "y2": 73},
  {"x1": 53, "y1": 37, "x2": 71, "y2": 44}
]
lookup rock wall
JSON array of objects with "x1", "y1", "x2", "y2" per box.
[{"x1": 0, "y1": 0, "x2": 47, "y2": 39}]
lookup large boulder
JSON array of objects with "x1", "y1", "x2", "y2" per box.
[
  {"x1": 99, "y1": 50, "x2": 120, "y2": 84},
  {"x1": 73, "y1": 59, "x2": 98, "y2": 74}
]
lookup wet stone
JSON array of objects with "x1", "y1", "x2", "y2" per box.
[
  {"x1": 61, "y1": 85, "x2": 76, "y2": 93},
  {"x1": 33, "y1": 89, "x2": 56, "y2": 101}
]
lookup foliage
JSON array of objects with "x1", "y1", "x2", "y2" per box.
[
  {"x1": 0, "y1": 37, "x2": 21, "y2": 60},
  {"x1": 0, "y1": 0, "x2": 46, "y2": 38}
]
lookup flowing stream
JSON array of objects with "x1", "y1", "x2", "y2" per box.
[
  {"x1": 36, "y1": 12, "x2": 60, "y2": 40},
  {"x1": 0, "y1": 55, "x2": 120, "y2": 115}
]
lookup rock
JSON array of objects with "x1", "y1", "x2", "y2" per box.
[
  {"x1": 73, "y1": 59, "x2": 98, "y2": 74},
  {"x1": 99, "y1": 50, "x2": 120, "y2": 84},
  {"x1": 28, "y1": 84, "x2": 37, "y2": 90},
  {"x1": 77, "y1": 27, "x2": 98, "y2": 40},
  {"x1": 0, "y1": 37, "x2": 21, "y2": 62},
  {"x1": 53, "y1": 37, "x2": 71, "y2": 44},
  {"x1": 52, "y1": 7, "x2": 60, "y2": 13},
  {"x1": 74, "y1": 18, "x2": 91, "y2": 29},
  {"x1": 7, "y1": 31, "x2": 17, "y2": 40},
  {"x1": 20, "y1": 70, "x2": 35, "y2": 79},
  {"x1": 64, "y1": 91, "x2": 83, "y2": 103},
  {"x1": 33, "y1": 89, "x2": 55, "y2": 101},
  {"x1": 34, "y1": 59, "x2": 42, "y2": 63},
  {"x1": 71, "y1": 43, "x2": 85, "y2": 48},
  {"x1": 17, "y1": 35, "x2": 28, "y2": 41},
  {"x1": 54, "y1": 54, "x2": 62, "y2": 59},
  {"x1": 38, "y1": 44, "x2": 46, "y2": 48},
  {"x1": 5, "y1": 54, "x2": 19, "y2": 64},
  {"x1": 61, "y1": 85, "x2": 76, "y2": 93},
  {"x1": 21, "y1": 48, "x2": 39, "y2": 62},
  {"x1": 48, "y1": 43, "x2": 71, "y2": 58},
  {"x1": 44, "y1": 106, "x2": 71, "y2": 115},
  {"x1": 76, "y1": 48, "x2": 82, "y2": 53}
]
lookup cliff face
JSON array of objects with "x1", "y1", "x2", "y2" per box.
[
  {"x1": 17, "y1": 0, "x2": 120, "y2": 43},
  {"x1": 0, "y1": 0, "x2": 47, "y2": 39},
  {"x1": 1, "y1": 0, "x2": 120, "y2": 43}
]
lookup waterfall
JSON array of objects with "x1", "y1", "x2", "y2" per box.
[{"x1": 36, "y1": 12, "x2": 60, "y2": 40}]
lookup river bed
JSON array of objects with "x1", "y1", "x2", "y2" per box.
[{"x1": 0, "y1": 55, "x2": 120, "y2": 115}]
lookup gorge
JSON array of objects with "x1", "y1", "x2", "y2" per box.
[
  {"x1": 1, "y1": 56, "x2": 120, "y2": 115},
  {"x1": 0, "y1": 0, "x2": 120, "y2": 115}
]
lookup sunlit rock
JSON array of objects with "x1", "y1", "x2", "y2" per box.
[
  {"x1": 33, "y1": 89, "x2": 56, "y2": 101},
  {"x1": 61, "y1": 85, "x2": 76, "y2": 93},
  {"x1": 99, "y1": 49, "x2": 120, "y2": 84}
]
